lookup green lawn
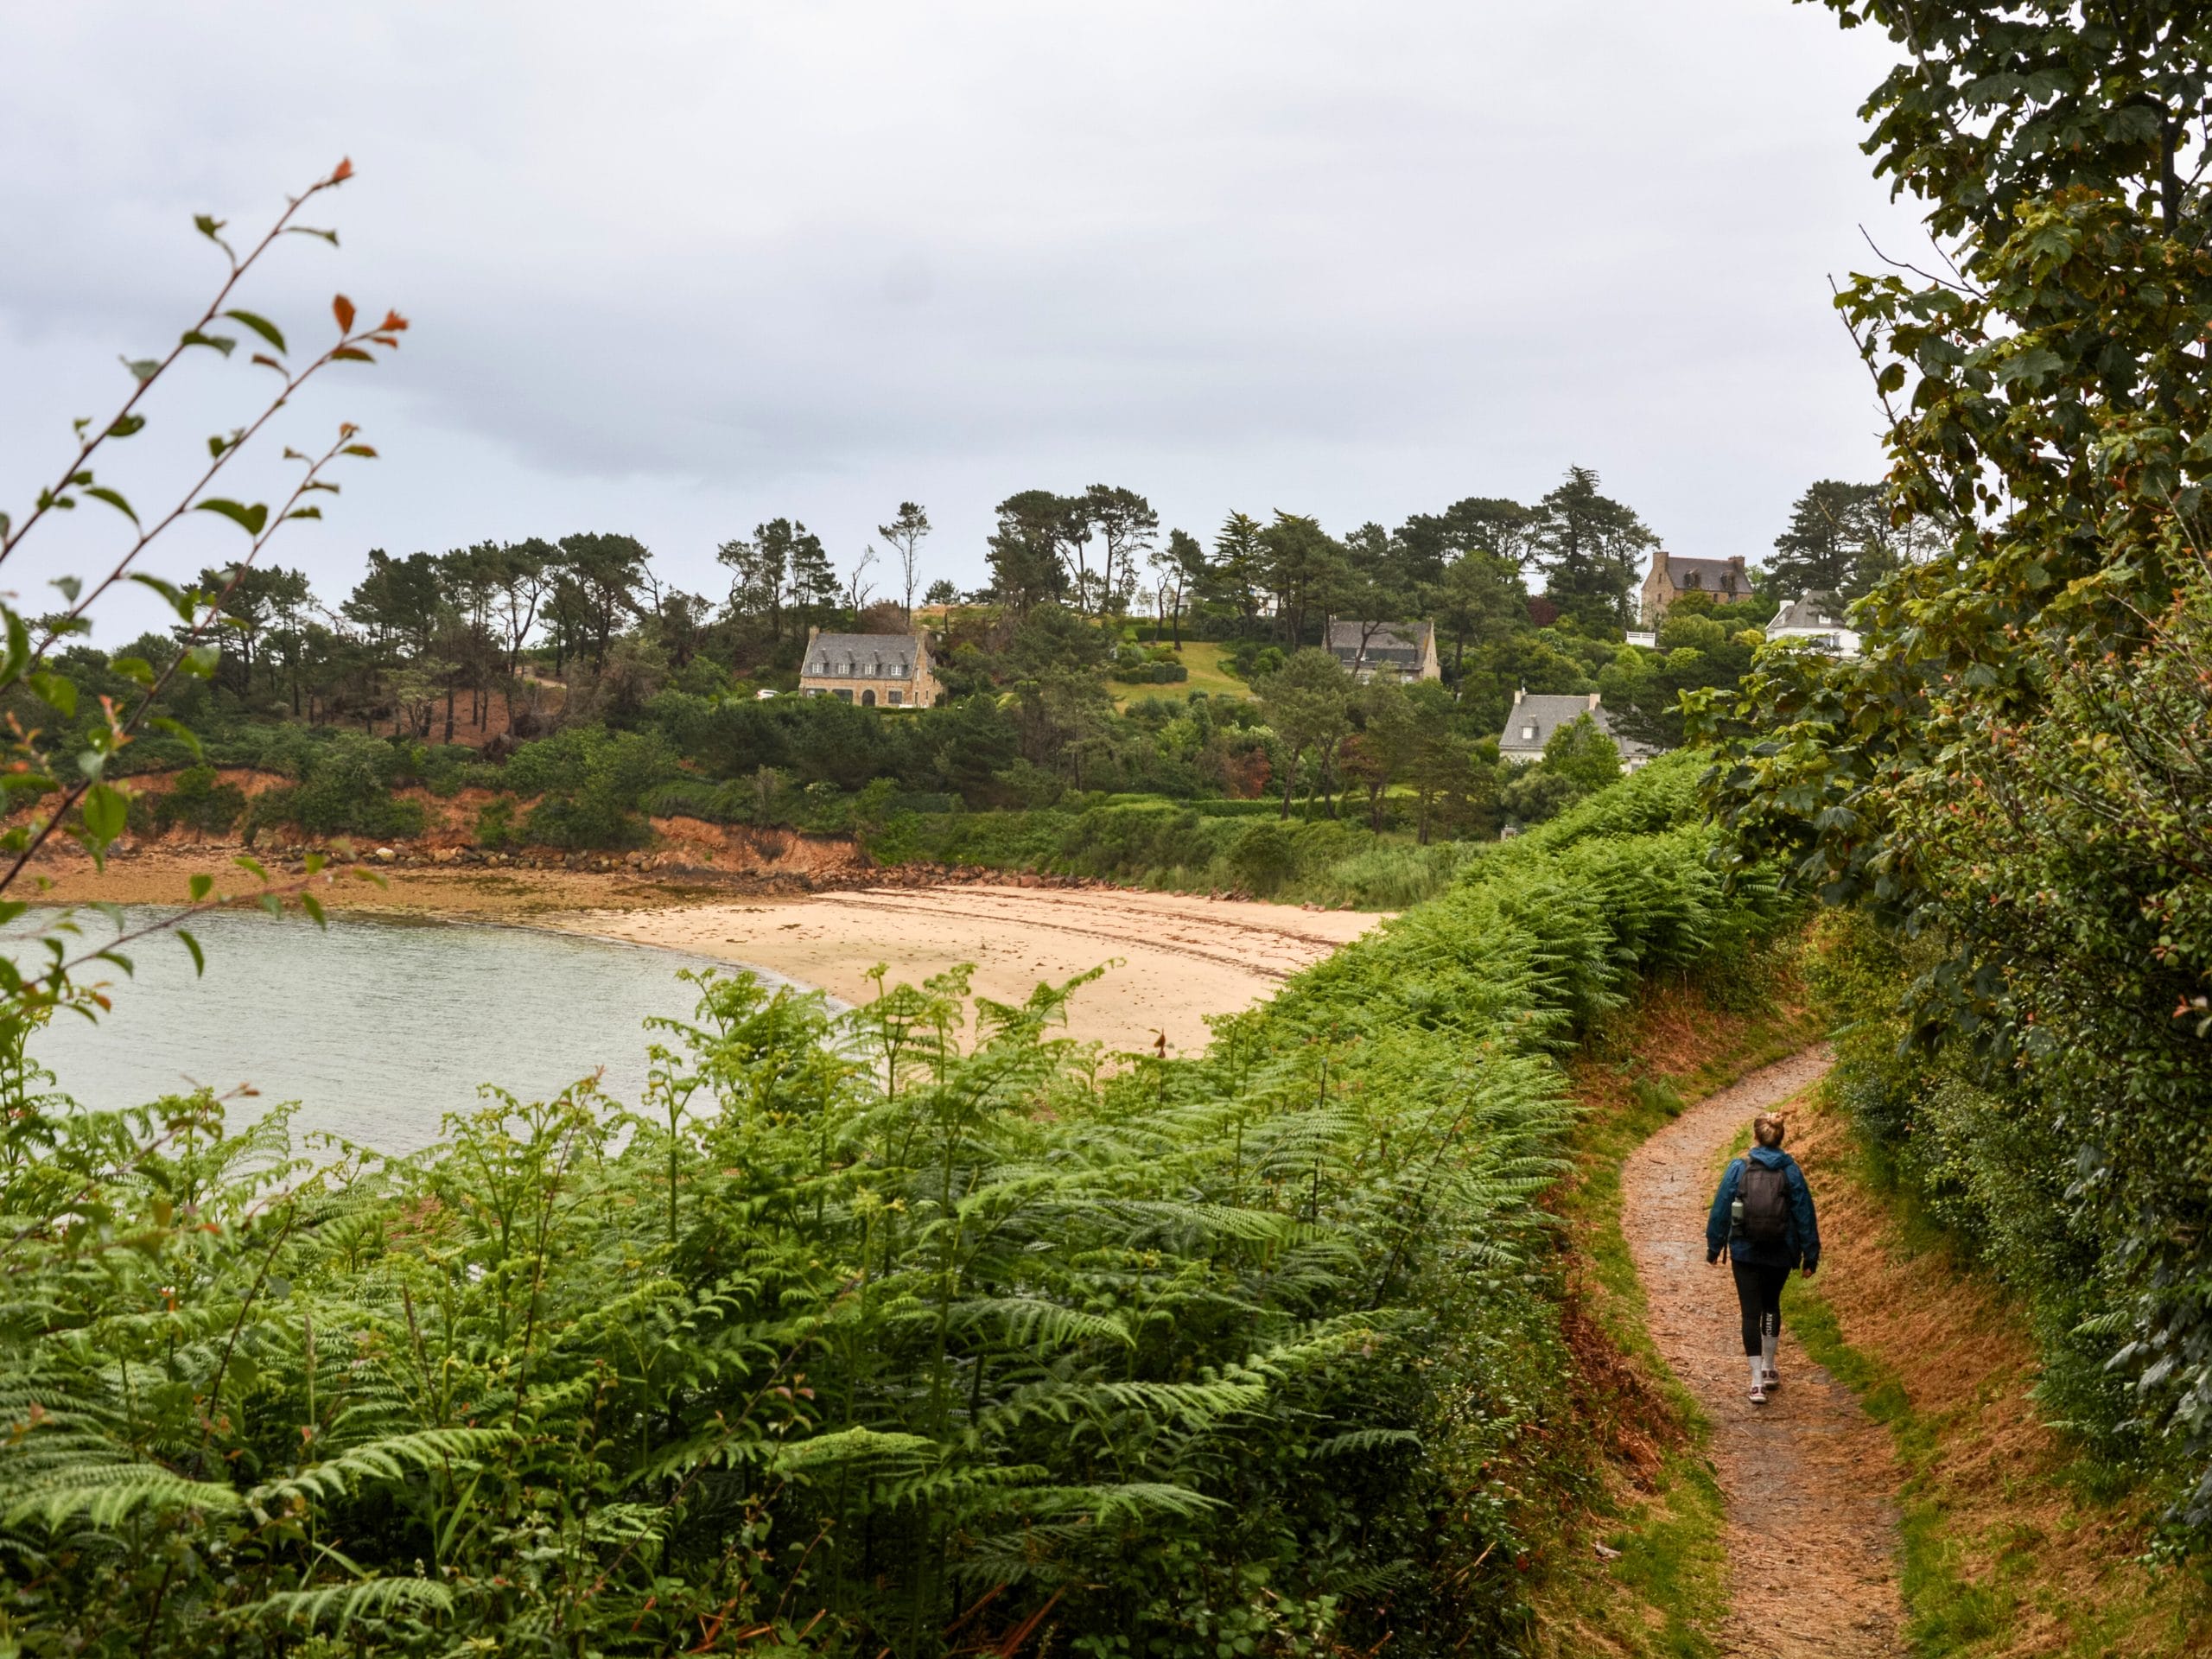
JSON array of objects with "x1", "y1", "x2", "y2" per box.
[{"x1": 1109, "y1": 640, "x2": 1253, "y2": 709}]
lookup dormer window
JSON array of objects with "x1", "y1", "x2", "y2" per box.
[{"x1": 1521, "y1": 723, "x2": 1536, "y2": 741}]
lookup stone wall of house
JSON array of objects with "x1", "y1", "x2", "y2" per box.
[{"x1": 798, "y1": 661, "x2": 943, "y2": 708}]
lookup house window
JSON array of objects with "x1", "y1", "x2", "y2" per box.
[
  {"x1": 887, "y1": 690, "x2": 901, "y2": 705},
  {"x1": 1684, "y1": 572, "x2": 1701, "y2": 588},
  {"x1": 813, "y1": 659, "x2": 827, "y2": 674},
  {"x1": 1521, "y1": 724, "x2": 1536, "y2": 741},
  {"x1": 896, "y1": 662, "x2": 907, "y2": 677},
  {"x1": 834, "y1": 689, "x2": 852, "y2": 703}
]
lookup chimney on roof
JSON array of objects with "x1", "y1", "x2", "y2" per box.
[
  {"x1": 1588, "y1": 692, "x2": 1601, "y2": 709},
  {"x1": 1514, "y1": 684, "x2": 1526, "y2": 705}
]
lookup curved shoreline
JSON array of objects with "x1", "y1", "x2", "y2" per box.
[{"x1": 23, "y1": 855, "x2": 1385, "y2": 1057}]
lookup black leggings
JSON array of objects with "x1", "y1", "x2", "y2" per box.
[{"x1": 1732, "y1": 1261, "x2": 1789, "y2": 1356}]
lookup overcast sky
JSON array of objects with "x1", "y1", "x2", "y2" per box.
[{"x1": 0, "y1": 1, "x2": 1922, "y2": 632}]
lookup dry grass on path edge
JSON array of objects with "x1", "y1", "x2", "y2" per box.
[{"x1": 1783, "y1": 1095, "x2": 2212, "y2": 1658}]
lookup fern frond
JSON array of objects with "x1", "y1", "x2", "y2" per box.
[{"x1": 241, "y1": 1576, "x2": 454, "y2": 1631}]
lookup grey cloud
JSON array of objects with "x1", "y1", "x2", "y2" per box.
[{"x1": 3, "y1": 0, "x2": 1927, "y2": 608}]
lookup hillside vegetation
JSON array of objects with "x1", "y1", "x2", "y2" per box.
[{"x1": 0, "y1": 756, "x2": 1807, "y2": 1656}]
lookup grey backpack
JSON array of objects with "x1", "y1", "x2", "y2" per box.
[{"x1": 1740, "y1": 1162, "x2": 1789, "y2": 1246}]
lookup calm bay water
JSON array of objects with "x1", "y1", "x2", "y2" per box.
[{"x1": 18, "y1": 909, "x2": 804, "y2": 1155}]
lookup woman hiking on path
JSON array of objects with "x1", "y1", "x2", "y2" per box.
[{"x1": 1706, "y1": 1112, "x2": 1821, "y2": 1405}]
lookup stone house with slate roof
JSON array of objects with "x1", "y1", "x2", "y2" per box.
[
  {"x1": 1639, "y1": 552, "x2": 1756, "y2": 624},
  {"x1": 1325, "y1": 620, "x2": 1440, "y2": 682},
  {"x1": 798, "y1": 627, "x2": 944, "y2": 708},
  {"x1": 1497, "y1": 689, "x2": 1657, "y2": 771}
]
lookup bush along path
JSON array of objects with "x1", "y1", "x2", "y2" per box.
[{"x1": 1621, "y1": 1047, "x2": 1906, "y2": 1658}]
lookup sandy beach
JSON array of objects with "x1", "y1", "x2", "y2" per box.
[
  {"x1": 24, "y1": 851, "x2": 1386, "y2": 1057},
  {"x1": 553, "y1": 885, "x2": 1381, "y2": 1055}
]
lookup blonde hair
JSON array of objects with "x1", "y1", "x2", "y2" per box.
[{"x1": 1752, "y1": 1114, "x2": 1786, "y2": 1148}]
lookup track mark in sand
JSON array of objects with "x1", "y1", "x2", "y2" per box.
[
  {"x1": 830, "y1": 887, "x2": 1355, "y2": 979},
  {"x1": 1620, "y1": 1046, "x2": 1905, "y2": 1658}
]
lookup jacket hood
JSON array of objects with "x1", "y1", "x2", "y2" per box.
[{"x1": 1747, "y1": 1145, "x2": 1790, "y2": 1169}]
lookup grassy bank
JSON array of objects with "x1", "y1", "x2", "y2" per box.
[
  {"x1": 877, "y1": 798, "x2": 1474, "y2": 907},
  {"x1": 1780, "y1": 1090, "x2": 2212, "y2": 1656},
  {"x1": 1106, "y1": 642, "x2": 1253, "y2": 709}
]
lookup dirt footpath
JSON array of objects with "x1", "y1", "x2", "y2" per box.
[{"x1": 1621, "y1": 1047, "x2": 1906, "y2": 1658}]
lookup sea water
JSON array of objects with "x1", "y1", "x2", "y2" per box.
[{"x1": 13, "y1": 907, "x2": 806, "y2": 1155}]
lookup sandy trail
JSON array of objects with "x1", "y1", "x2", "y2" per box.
[
  {"x1": 550, "y1": 885, "x2": 1382, "y2": 1055},
  {"x1": 1621, "y1": 1047, "x2": 1905, "y2": 1658}
]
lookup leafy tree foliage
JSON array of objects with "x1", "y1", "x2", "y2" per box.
[
  {"x1": 1531, "y1": 467, "x2": 1656, "y2": 631},
  {"x1": 1767, "y1": 480, "x2": 1888, "y2": 597},
  {"x1": 1599, "y1": 594, "x2": 1765, "y2": 751},
  {"x1": 1255, "y1": 649, "x2": 1353, "y2": 819},
  {"x1": 879, "y1": 499, "x2": 931, "y2": 620},
  {"x1": 1701, "y1": 0, "x2": 2212, "y2": 1533}
]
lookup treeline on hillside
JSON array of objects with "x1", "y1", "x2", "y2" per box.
[
  {"x1": 54, "y1": 461, "x2": 1899, "y2": 779},
  {"x1": 0, "y1": 755, "x2": 1806, "y2": 1656},
  {"x1": 1702, "y1": 2, "x2": 2212, "y2": 1548},
  {"x1": 102, "y1": 688, "x2": 1627, "y2": 916},
  {"x1": 57, "y1": 586, "x2": 1716, "y2": 870}
]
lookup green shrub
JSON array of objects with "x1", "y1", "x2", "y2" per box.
[
  {"x1": 158, "y1": 766, "x2": 247, "y2": 836},
  {"x1": 1109, "y1": 660, "x2": 1190, "y2": 684},
  {"x1": 474, "y1": 797, "x2": 518, "y2": 849},
  {"x1": 1056, "y1": 800, "x2": 1228, "y2": 879},
  {"x1": 1318, "y1": 840, "x2": 1471, "y2": 908},
  {"x1": 509, "y1": 726, "x2": 678, "y2": 849},
  {"x1": 1228, "y1": 819, "x2": 1298, "y2": 893},
  {"x1": 125, "y1": 766, "x2": 246, "y2": 838},
  {"x1": 524, "y1": 791, "x2": 651, "y2": 850},
  {"x1": 242, "y1": 733, "x2": 427, "y2": 840},
  {"x1": 637, "y1": 779, "x2": 723, "y2": 821}
]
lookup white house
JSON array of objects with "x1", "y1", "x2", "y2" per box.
[{"x1": 1767, "y1": 594, "x2": 1862, "y2": 659}]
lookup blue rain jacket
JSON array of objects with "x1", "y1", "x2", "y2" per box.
[{"x1": 1705, "y1": 1145, "x2": 1821, "y2": 1271}]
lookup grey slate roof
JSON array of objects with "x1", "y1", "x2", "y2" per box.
[
  {"x1": 804, "y1": 632, "x2": 922, "y2": 679},
  {"x1": 1770, "y1": 592, "x2": 1847, "y2": 630},
  {"x1": 1497, "y1": 694, "x2": 1658, "y2": 764},
  {"x1": 1325, "y1": 620, "x2": 1430, "y2": 660},
  {"x1": 1661, "y1": 555, "x2": 1751, "y2": 594}
]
